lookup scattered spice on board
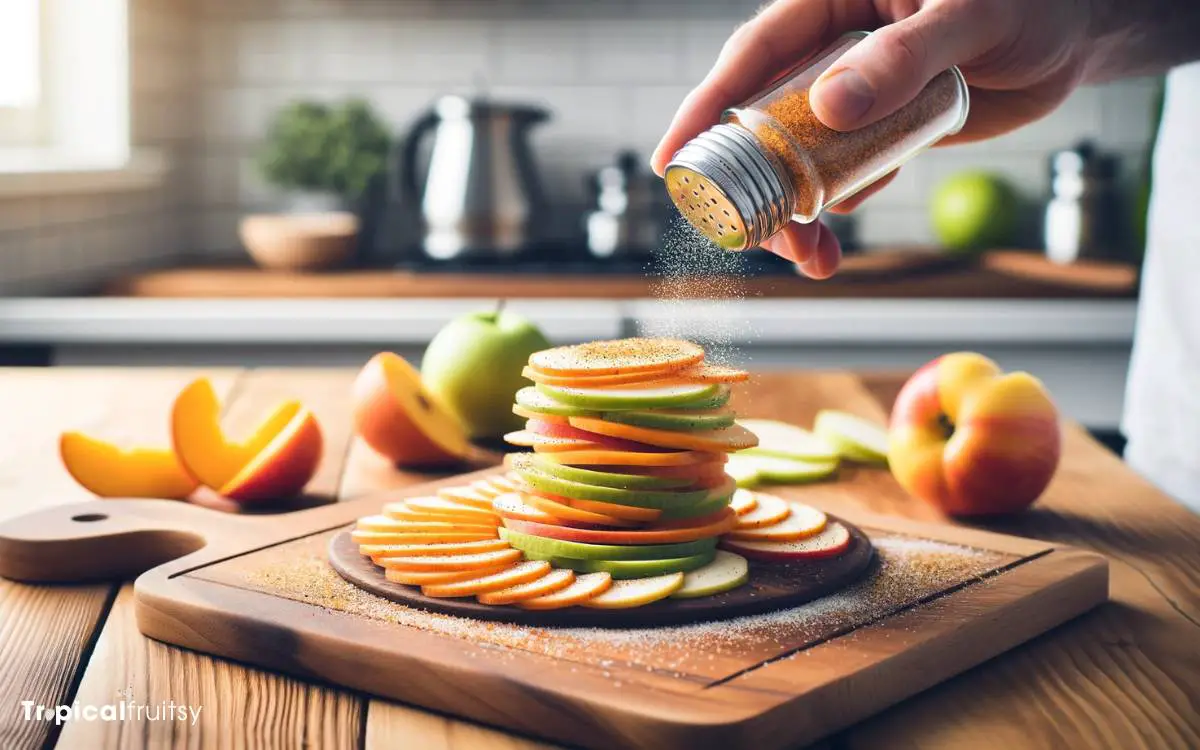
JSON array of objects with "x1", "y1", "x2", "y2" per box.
[{"x1": 224, "y1": 532, "x2": 1011, "y2": 681}]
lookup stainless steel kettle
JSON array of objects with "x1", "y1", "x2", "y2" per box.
[{"x1": 398, "y1": 95, "x2": 550, "y2": 261}]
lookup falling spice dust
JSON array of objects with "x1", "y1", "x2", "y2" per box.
[
  {"x1": 644, "y1": 217, "x2": 758, "y2": 367},
  {"x1": 221, "y1": 532, "x2": 1012, "y2": 681}
]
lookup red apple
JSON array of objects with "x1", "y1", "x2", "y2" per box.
[{"x1": 888, "y1": 352, "x2": 1062, "y2": 516}]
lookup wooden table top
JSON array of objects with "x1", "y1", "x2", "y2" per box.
[{"x1": 2, "y1": 367, "x2": 1196, "y2": 750}]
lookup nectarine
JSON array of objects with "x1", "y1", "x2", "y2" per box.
[
  {"x1": 59, "y1": 432, "x2": 198, "y2": 499},
  {"x1": 171, "y1": 378, "x2": 323, "y2": 502},
  {"x1": 888, "y1": 352, "x2": 1062, "y2": 516},
  {"x1": 352, "y1": 352, "x2": 473, "y2": 468}
]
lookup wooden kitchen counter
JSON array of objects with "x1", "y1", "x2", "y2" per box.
[
  {"x1": 102, "y1": 251, "x2": 1140, "y2": 299},
  {"x1": 2, "y1": 367, "x2": 1195, "y2": 749}
]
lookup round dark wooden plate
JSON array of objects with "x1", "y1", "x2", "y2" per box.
[{"x1": 327, "y1": 517, "x2": 875, "y2": 628}]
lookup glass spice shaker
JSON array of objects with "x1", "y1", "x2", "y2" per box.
[{"x1": 666, "y1": 30, "x2": 969, "y2": 250}]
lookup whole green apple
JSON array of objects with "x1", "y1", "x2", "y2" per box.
[
  {"x1": 930, "y1": 171, "x2": 1019, "y2": 254},
  {"x1": 420, "y1": 309, "x2": 551, "y2": 439}
]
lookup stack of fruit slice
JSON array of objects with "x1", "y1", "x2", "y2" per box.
[
  {"x1": 347, "y1": 338, "x2": 862, "y2": 612},
  {"x1": 490, "y1": 338, "x2": 762, "y2": 607}
]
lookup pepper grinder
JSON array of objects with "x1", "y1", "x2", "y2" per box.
[{"x1": 1043, "y1": 141, "x2": 1122, "y2": 264}]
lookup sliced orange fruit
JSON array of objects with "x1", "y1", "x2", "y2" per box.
[
  {"x1": 726, "y1": 503, "x2": 827, "y2": 542},
  {"x1": 492, "y1": 474, "x2": 523, "y2": 493},
  {"x1": 59, "y1": 432, "x2": 199, "y2": 499},
  {"x1": 522, "y1": 362, "x2": 750, "y2": 389},
  {"x1": 729, "y1": 489, "x2": 758, "y2": 516},
  {"x1": 399, "y1": 496, "x2": 500, "y2": 524},
  {"x1": 733, "y1": 493, "x2": 791, "y2": 530},
  {"x1": 477, "y1": 568, "x2": 575, "y2": 605},
  {"x1": 363, "y1": 539, "x2": 511, "y2": 558},
  {"x1": 354, "y1": 516, "x2": 498, "y2": 535},
  {"x1": 471, "y1": 479, "x2": 504, "y2": 499},
  {"x1": 492, "y1": 492, "x2": 560, "y2": 524},
  {"x1": 379, "y1": 548, "x2": 523, "y2": 572},
  {"x1": 508, "y1": 431, "x2": 604, "y2": 452},
  {"x1": 422, "y1": 560, "x2": 550, "y2": 598},
  {"x1": 385, "y1": 563, "x2": 513, "y2": 586},
  {"x1": 565, "y1": 497, "x2": 662, "y2": 522},
  {"x1": 512, "y1": 404, "x2": 570, "y2": 423},
  {"x1": 439, "y1": 485, "x2": 497, "y2": 510},
  {"x1": 528, "y1": 338, "x2": 704, "y2": 377},
  {"x1": 380, "y1": 506, "x2": 502, "y2": 527},
  {"x1": 502, "y1": 507, "x2": 736, "y2": 545},
  {"x1": 537, "y1": 448, "x2": 722, "y2": 467},
  {"x1": 568, "y1": 417, "x2": 759, "y2": 453},
  {"x1": 521, "y1": 492, "x2": 637, "y2": 528},
  {"x1": 517, "y1": 571, "x2": 613, "y2": 610},
  {"x1": 351, "y1": 529, "x2": 498, "y2": 546},
  {"x1": 581, "y1": 572, "x2": 685, "y2": 609}
]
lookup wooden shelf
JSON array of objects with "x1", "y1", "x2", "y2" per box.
[{"x1": 101, "y1": 251, "x2": 1139, "y2": 300}]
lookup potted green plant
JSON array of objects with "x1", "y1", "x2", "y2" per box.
[{"x1": 240, "y1": 99, "x2": 393, "y2": 271}]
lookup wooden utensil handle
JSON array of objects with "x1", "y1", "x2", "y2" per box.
[{"x1": 0, "y1": 499, "x2": 264, "y2": 583}]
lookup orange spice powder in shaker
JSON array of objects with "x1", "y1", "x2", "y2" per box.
[{"x1": 666, "y1": 31, "x2": 969, "y2": 251}]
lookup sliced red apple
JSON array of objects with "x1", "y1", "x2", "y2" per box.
[
  {"x1": 721, "y1": 522, "x2": 851, "y2": 561},
  {"x1": 733, "y1": 492, "x2": 790, "y2": 529},
  {"x1": 725, "y1": 503, "x2": 827, "y2": 542},
  {"x1": 502, "y1": 507, "x2": 736, "y2": 545}
]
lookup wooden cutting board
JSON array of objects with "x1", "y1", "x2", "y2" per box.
[{"x1": 0, "y1": 465, "x2": 1108, "y2": 750}]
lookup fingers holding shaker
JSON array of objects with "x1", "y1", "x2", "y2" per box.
[{"x1": 663, "y1": 31, "x2": 969, "y2": 257}]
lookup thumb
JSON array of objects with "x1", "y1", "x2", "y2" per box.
[{"x1": 810, "y1": 9, "x2": 988, "y2": 131}]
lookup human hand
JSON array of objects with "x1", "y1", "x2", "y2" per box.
[{"x1": 651, "y1": 0, "x2": 1096, "y2": 278}]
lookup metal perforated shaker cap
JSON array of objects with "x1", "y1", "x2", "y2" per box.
[{"x1": 665, "y1": 123, "x2": 794, "y2": 251}]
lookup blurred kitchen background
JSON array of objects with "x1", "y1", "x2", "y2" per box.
[{"x1": 0, "y1": 0, "x2": 1160, "y2": 447}]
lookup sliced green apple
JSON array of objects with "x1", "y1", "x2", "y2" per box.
[
  {"x1": 500, "y1": 527, "x2": 718, "y2": 560},
  {"x1": 600, "y1": 407, "x2": 736, "y2": 432},
  {"x1": 511, "y1": 458, "x2": 713, "y2": 509},
  {"x1": 657, "y1": 480, "x2": 735, "y2": 520},
  {"x1": 669, "y1": 550, "x2": 749, "y2": 598},
  {"x1": 530, "y1": 455, "x2": 692, "y2": 490},
  {"x1": 513, "y1": 387, "x2": 600, "y2": 418},
  {"x1": 523, "y1": 549, "x2": 716, "y2": 579},
  {"x1": 535, "y1": 383, "x2": 730, "y2": 411},
  {"x1": 724, "y1": 455, "x2": 762, "y2": 488},
  {"x1": 813, "y1": 410, "x2": 890, "y2": 464},
  {"x1": 729, "y1": 453, "x2": 839, "y2": 484},
  {"x1": 737, "y1": 419, "x2": 840, "y2": 462}
]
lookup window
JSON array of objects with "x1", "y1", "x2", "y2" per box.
[
  {"x1": 0, "y1": 0, "x2": 43, "y2": 147},
  {"x1": 0, "y1": 0, "x2": 161, "y2": 195}
]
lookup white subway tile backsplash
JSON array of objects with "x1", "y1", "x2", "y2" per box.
[
  {"x1": 493, "y1": 19, "x2": 584, "y2": 85},
  {"x1": 235, "y1": 20, "x2": 319, "y2": 83},
  {"x1": 202, "y1": 87, "x2": 288, "y2": 143},
  {"x1": 921, "y1": 145, "x2": 1050, "y2": 199},
  {"x1": 1099, "y1": 78, "x2": 1161, "y2": 149},
  {"x1": 581, "y1": 20, "x2": 683, "y2": 85},
  {"x1": 680, "y1": 18, "x2": 736, "y2": 82},
  {"x1": 367, "y1": 85, "x2": 443, "y2": 129},
  {"x1": 200, "y1": 150, "x2": 239, "y2": 206},
  {"x1": 627, "y1": 85, "x2": 691, "y2": 153},
  {"x1": 389, "y1": 19, "x2": 495, "y2": 86},
  {"x1": 854, "y1": 206, "x2": 937, "y2": 247},
  {"x1": 200, "y1": 210, "x2": 247, "y2": 255},
  {"x1": 201, "y1": 22, "x2": 237, "y2": 85},
  {"x1": 237, "y1": 153, "x2": 283, "y2": 208}
]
